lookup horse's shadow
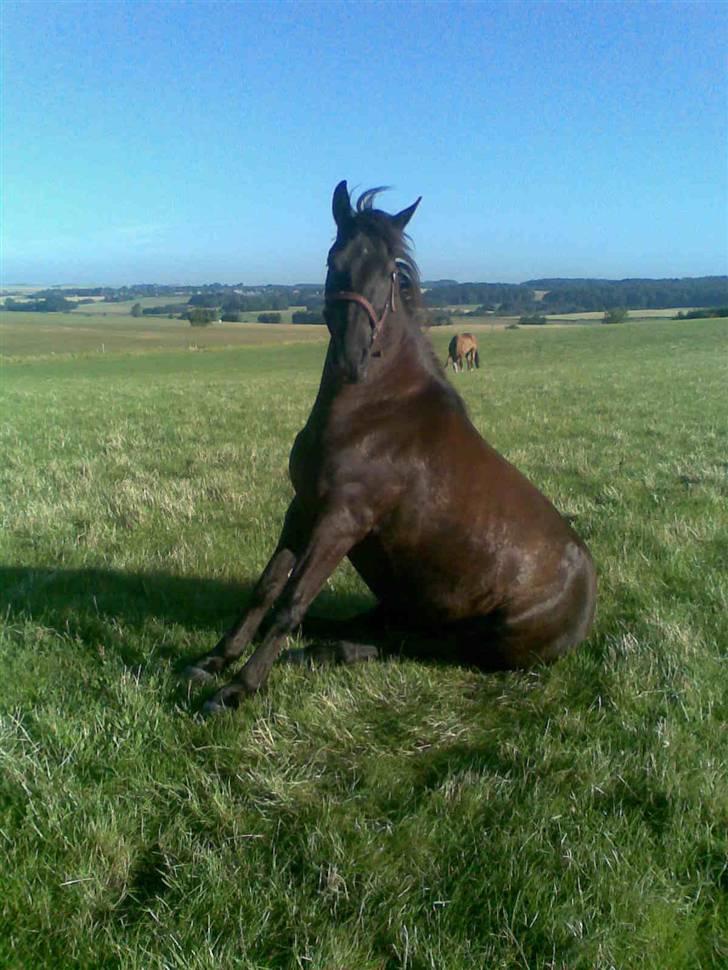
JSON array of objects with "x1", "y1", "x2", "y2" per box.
[{"x1": 0, "y1": 565, "x2": 374, "y2": 671}]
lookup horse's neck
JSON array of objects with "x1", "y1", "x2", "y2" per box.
[
  {"x1": 369, "y1": 311, "x2": 431, "y2": 385},
  {"x1": 384, "y1": 312, "x2": 439, "y2": 381},
  {"x1": 312, "y1": 313, "x2": 429, "y2": 413}
]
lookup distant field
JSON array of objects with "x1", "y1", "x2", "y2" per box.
[
  {"x1": 1, "y1": 317, "x2": 726, "y2": 967},
  {"x1": 545, "y1": 307, "x2": 698, "y2": 322},
  {"x1": 0, "y1": 309, "x2": 328, "y2": 357},
  {"x1": 68, "y1": 298, "x2": 311, "y2": 322},
  {"x1": 70, "y1": 297, "x2": 185, "y2": 315},
  {"x1": 0, "y1": 309, "x2": 567, "y2": 359},
  {"x1": 434, "y1": 306, "x2": 693, "y2": 326}
]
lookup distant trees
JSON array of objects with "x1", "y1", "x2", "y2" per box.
[
  {"x1": 674, "y1": 307, "x2": 728, "y2": 319},
  {"x1": 8, "y1": 277, "x2": 726, "y2": 322},
  {"x1": 198, "y1": 291, "x2": 316, "y2": 317},
  {"x1": 131, "y1": 303, "x2": 142, "y2": 317},
  {"x1": 603, "y1": 307, "x2": 629, "y2": 324},
  {"x1": 188, "y1": 290, "x2": 291, "y2": 313},
  {"x1": 519, "y1": 314, "x2": 548, "y2": 325},
  {"x1": 292, "y1": 310, "x2": 325, "y2": 324},
  {"x1": 3, "y1": 294, "x2": 74, "y2": 312},
  {"x1": 257, "y1": 312, "x2": 281, "y2": 323},
  {"x1": 424, "y1": 277, "x2": 728, "y2": 315},
  {"x1": 187, "y1": 307, "x2": 218, "y2": 327},
  {"x1": 142, "y1": 304, "x2": 189, "y2": 316},
  {"x1": 424, "y1": 282, "x2": 533, "y2": 310},
  {"x1": 40, "y1": 293, "x2": 74, "y2": 311},
  {"x1": 188, "y1": 294, "x2": 221, "y2": 308},
  {"x1": 537, "y1": 277, "x2": 728, "y2": 313},
  {"x1": 426, "y1": 310, "x2": 452, "y2": 327}
]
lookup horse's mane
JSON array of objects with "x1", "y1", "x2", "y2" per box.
[{"x1": 350, "y1": 188, "x2": 459, "y2": 394}]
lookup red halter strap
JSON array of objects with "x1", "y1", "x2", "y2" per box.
[{"x1": 325, "y1": 272, "x2": 398, "y2": 339}]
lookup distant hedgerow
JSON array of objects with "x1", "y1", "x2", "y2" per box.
[
  {"x1": 674, "y1": 307, "x2": 728, "y2": 319},
  {"x1": 292, "y1": 310, "x2": 325, "y2": 324},
  {"x1": 187, "y1": 307, "x2": 218, "y2": 327}
]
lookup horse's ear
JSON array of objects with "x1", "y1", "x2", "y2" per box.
[
  {"x1": 391, "y1": 196, "x2": 422, "y2": 231},
  {"x1": 332, "y1": 180, "x2": 352, "y2": 230}
]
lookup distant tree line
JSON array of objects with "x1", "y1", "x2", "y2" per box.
[
  {"x1": 187, "y1": 307, "x2": 219, "y2": 327},
  {"x1": 536, "y1": 277, "x2": 728, "y2": 313},
  {"x1": 424, "y1": 282, "x2": 533, "y2": 312},
  {"x1": 292, "y1": 310, "x2": 325, "y2": 324},
  {"x1": 141, "y1": 304, "x2": 190, "y2": 316},
  {"x1": 6, "y1": 277, "x2": 726, "y2": 317},
  {"x1": 3, "y1": 294, "x2": 76, "y2": 312},
  {"x1": 602, "y1": 308, "x2": 629, "y2": 325},
  {"x1": 424, "y1": 276, "x2": 728, "y2": 314},
  {"x1": 674, "y1": 307, "x2": 728, "y2": 319},
  {"x1": 188, "y1": 290, "x2": 291, "y2": 312},
  {"x1": 426, "y1": 310, "x2": 452, "y2": 326}
]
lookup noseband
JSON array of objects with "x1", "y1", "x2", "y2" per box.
[{"x1": 325, "y1": 271, "x2": 398, "y2": 340}]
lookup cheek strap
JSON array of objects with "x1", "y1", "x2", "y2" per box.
[{"x1": 325, "y1": 272, "x2": 398, "y2": 339}]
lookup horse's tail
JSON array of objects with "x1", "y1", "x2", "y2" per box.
[
  {"x1": 474, "y1": 350, "x2": 480, "y2": 369},
  {"x1": 445, "y1": 336, "x2": 458, "y2": 371}
]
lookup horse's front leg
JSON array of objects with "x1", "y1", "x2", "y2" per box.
[
  {"x1": 182, "y1": 498, "x2": 308, "y2": 684},
  {"x1": 202, "y1": 502, "x2": 371, "y2": 714}
]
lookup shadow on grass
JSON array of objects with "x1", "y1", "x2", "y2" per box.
[
  {"x1": 1, "y1": 564, "x2": 564, "y2": 712},
  {"x1": 0, "y1": 563, "x2": 380, "y2": 662}
]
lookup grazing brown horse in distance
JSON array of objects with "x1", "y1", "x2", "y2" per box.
[
  {"x1": 445, "y1": 332, "x2": 480, "y2": 372},
  {"x1": 184, "y1": 181, "x2": 596, "y2": 714}
]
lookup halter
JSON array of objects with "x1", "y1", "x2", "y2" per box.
[{"x1": 325, "y1": 271, "x2": 398, "y2": 341}]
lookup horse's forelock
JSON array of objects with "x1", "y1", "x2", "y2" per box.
[{"x1": 356, "y1": 187, "x2": 390, "y2": 212}]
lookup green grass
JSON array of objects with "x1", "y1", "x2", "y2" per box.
[{"x1": 1, "y1": 318, "x2": 727, "y2": 968}]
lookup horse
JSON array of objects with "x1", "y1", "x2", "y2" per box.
[
  {"x1": 445, "y1": 332, "x2": 480, "y2": 372},
  {"x1": 183, "y1": 181, "x2": 596, "y2": 714}
]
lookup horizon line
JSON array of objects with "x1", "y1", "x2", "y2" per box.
[{"x1": 2, "y1": 272, "x2": 726, "y2": 291}]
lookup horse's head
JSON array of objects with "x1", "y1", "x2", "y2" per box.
[{"x1": 325, "y1": 180, "x2": 421, "y2": 383}]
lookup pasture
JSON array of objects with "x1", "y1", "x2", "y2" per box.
[{"x1": 1, "y1": 317, "x2": 726, "y2": 968}]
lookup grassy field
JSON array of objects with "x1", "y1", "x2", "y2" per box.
[
  {"x1": 542, "y1": 309, "x2": 699, "y2": 323},
  {"x1": 1, "y1": 317, "x2": 726, "y2": 968},
  {"x1": 1, "y1": 303, "x2": 686, "y2": 360}
]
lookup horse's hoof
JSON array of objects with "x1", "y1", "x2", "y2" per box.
[
  {"x1": 280, "y1": 647, "x2": 309, "y2": 666},
  {"x1": 336, "y1": 641, "x2": 379, "y2": 664},
  {"x1": 201, "y1": 685, "x2": 247, "y2": 716},
  {"x1": 200, "y1": 697, "x2": 227, "y2": 717},
  {"x1": 181, "y1": 665, "x2": 215, "y2": 685}
]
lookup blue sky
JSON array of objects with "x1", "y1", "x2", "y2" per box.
[{"x1": 2, "y1": 0, "x2": 726, "y2": 285}]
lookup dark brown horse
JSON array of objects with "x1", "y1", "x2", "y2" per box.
[
  {"x1": 445, "y1": 332, "x2": 480, "y2": 372},
  {"x1": 184, "y1": 182, "x2": 596, "y2": 714}
]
